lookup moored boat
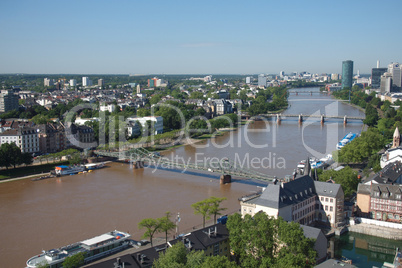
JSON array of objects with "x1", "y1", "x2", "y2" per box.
[
  {"x1": 55, "y1": 165, "x2": 85, "y2": 176},
  {"x1": 336, "y1": 132, "x2": 358, "y2": 150},
  {"x1": 26, "y1": 230, "x2": 131, "y2": 268}
]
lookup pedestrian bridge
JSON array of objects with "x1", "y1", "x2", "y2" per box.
[{"x1": 95, "y1": 147, "x2": 275, "y2": 182}]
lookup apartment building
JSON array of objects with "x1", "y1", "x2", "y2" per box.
[{"x1": 0, "y1": 127, "x2": 39, "y2": 153}]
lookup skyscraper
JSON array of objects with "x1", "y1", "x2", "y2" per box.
[
  {"x1": 371, "y1": 60, "x2": 387, "y2": 89},
  {"x1": 342, "y1": 60, "x2": 353, "y2": 89},
  {"x1": 388, "y1": 62, "x2": 401, "y2": 88},
  {"x1": 258, "y1": 74, "x2": 267, "y2": 87}
]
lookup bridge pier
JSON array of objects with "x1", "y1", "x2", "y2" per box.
[
  {"x1": 344, "y1": 115, "x2": 347, "y2": 125},
  {"x1": 220, "y1": 175, "x2": 231, "y2": 184},
  {"x1": 134, "y1": 161, "x2": 144, "y2": 169},
  {"x1": 276, "y1": 114, "x2": 281, "y2": 124},
  {"x1": 310, "y1": 91, "x2": 312, "y2": 96},
  {"x1": 295, "y1": 91, "x2": 298, "y2": 95},
  {"x1": 299, "y1": 114, "x2": 303, "y2": 124},
  {"x1": 321, "y1": 115, "x2": 325, "y2": 124}
]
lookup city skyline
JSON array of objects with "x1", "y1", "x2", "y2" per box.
[{"x1": 0, "y1": 0, "x2": 401, "y2": 75}]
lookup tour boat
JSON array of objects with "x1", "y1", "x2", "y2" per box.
[
  {"x1": 54, "y1": 165, "x2": 85, "y2": 176},
  {"x1": 336, "y1": 132, "x2": 357, "y2": 150},
  {"x1": 26, "y1": 230, "x2": 131, "y2": 268}
]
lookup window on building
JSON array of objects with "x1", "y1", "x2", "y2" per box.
[
  {"x1": 325, "y1": 205, "x2": 328, "y2": 211},
  {"x1": 213, "y1": 244, "x2": 219, "y2": 256},
  {"x1": 330, "y1": 206, "x2": 333, "y2": 212},
  {"x1": 321, "y1": 197, "x2": 324, "y2": 201},
  {"x1": 325, "y1": 198, "x2": 328, "y2": 202},
  {"x1": 374, "y1": 192, "x2": 380, "y2": 197},
  {"x1": 330, "y1": 198, "x2": 333, "y2": 203}
]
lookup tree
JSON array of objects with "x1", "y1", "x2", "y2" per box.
[
  {"x1": 0, "y1": 142, "x2": 22, "y2": 169},
  {"x1": 226, "y1": 213, "x2": 316, "y2": 268},
  {"x1": 153, "y1": 242, "x2": 236, "y2": 268},
  {"x1": 21, "y1": 152, "x2": 33, "y2": 166},
  {"x1": 62, "y1": 252, "x2": 86, "y2": 268},
  {"x1": 138, "y1": 218, "x2": 161, "y2": 247},
  {"x1": 137, "y1": 108, "x2": 151, "y2": 117},
  {"x1": 318, "y1": 166, "x2": 359, "y2": 198},
  {"x1": 153, "y1": 242, "x2": 188, "y2": 268},
  {"x1": 159, "y1": 211, "x2": 176, "y2": 243},
  {"x1": 208, "y1": 197, "x2": 227, "y2": 223},
  {"x1": 191, "y1": 199, "x2": 212, "y2": 228},
  {"x1": 338, "y1": 129, "x2": 386, "y2": 164}
]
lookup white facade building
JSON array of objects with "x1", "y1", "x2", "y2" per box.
[
  {"x1": 99, "y1": 103, "x2": 117, "y2": 113},
  {"x1": 388, "y1": 62, "x2": 402, "y2": 88},
  {"x1": 240, "y1": 176, "x2": 344, "y2": 227},
  {"x1": 82, "y1": 77, "x2": 92, "y2": 87},
  {"x1": 127, "y1": 116, "x2": 163, "y2": 135},
  {"x1": 0, "y1": 128, "x2": 40, "y2": 153},
  {"x1": 70, "y1": 79, "x2": 77, "y2": 87}
]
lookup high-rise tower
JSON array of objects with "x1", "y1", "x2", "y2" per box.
[{"x1": 342, "y1": 60, "x2": 353, "y2": 89}]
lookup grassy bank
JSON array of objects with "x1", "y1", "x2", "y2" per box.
[{"x1": 0, "y1": 161, "x2": 69, "y2": 181}]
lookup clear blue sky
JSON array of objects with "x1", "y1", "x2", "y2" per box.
[{"x1": 0, "y1": 0, "x2": 401, "y2": 75}]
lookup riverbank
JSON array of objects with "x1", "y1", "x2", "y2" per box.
[{"x1": 347, "y1": 222, "x2": 402, "y2": 240}]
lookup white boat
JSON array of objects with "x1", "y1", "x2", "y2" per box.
[
  {"x1": 55, "y1": 165, "x2": 85, "y2": 176},
  {"x1": 26, "y1": 230, "x2": 131, "y2": 268},
  {"x1": 336, "y1": 133, "x2": 357, "y2": 150},
  {"x1": 84, "y1": 162, "x2": 105, "y2": 170}
]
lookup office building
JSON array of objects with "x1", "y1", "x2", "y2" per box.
[
  {"x1": 371, "y1": 66, "x2": 387, "y2": 89},
  {"x1": 279, "y1": 71, "x2": 285, "y2": 78},
  {"x1": 245, "y1": 77, "x2": 251, "y2": 84},
  {"x1": 342, "y1": 60, "x2": 353, "y2": 89},
  {"x1": 98, "y1": 79, "x2": 104, "y2": 87},
  {"x1": 258, "y1": 74, "x2": 267, "y2": 87},
  {"x1": 0, "y1": 90, "x2": 19, "y2": 113},
  {"x1": 388, "y1": 62, "x2": 401, "y2": 88},
  {"x1": 331, "y1": 73, "x2": 340, "y2": 80},
  {"x1": 380, "y1": 72, "x2": 393, "y2": 93},
  {"x1": 69, "y1": 79, "x2": 77, "y2": 87},
  {"x1": 44, "y1": 78, "x2": 54, "y2": 87},
  {"x1": 82, "y1": 77, "x2": 92, "y2": 87}
]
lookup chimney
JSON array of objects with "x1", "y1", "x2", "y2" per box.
[
  {"x1": 377, "y1": 60, "x2": 380, "y2": 68},
  {"x1": 215, "y1": 226, "x2": 217, "y2": 234},
  {"x1": 281, "y1": 182, "x2": 284, "y2": 188}
]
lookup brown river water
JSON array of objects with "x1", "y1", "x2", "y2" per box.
[{"x1": 0, "y1": 87, "x2": 365, "y2": 267}]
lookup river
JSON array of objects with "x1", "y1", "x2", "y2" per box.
[{"x1": 0, "y1": 87, "x2": 368, "y2": 267}]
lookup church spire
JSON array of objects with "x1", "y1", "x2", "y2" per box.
[{"x1": 392, "y1": 127, "x2": 400, "y2": 148}]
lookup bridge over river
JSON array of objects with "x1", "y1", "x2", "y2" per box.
[
  {"x1": 95, "y1": 147, "x2": 275, "y2": 183},
  {"x1": 262, "y1": 113, "x2": 365, "y2": 124}
]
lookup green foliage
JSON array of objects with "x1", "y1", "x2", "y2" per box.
[
  {"x1": 191, "y1": 196, "x2": 227, "y2": 228},
  {"x1": 318, "y1": 166, "x2": 358, "y2": 197},
  {"x1": 138, "y1": 218, "x2": 161, "y2": 247},
  {"x1": 247, "y1": 86, "x2": 288, "y2": 116},
  {"x1": 62, "y1": 252, "x2": 86, "y2": 268},
  {"x1": 153, "y1": 242, "x2": 188, "y2": 268},
  {"x1": 191, "y1": 199, "x2": 212, "y2": 228},
  {"x1": 226, "y1": 213, "x2": 316, "y2": 268},
  {"x1": 364, "y1": 104, "x2": 379, "y2": 127},
  {"x1": 0, "y1": 142, "x2": 30, "y2": 169},
  {"x1": 153, "y1": 243, "x2": 236, "y2": 268},
  {"x1": 159, "y1": 211, "x2": 176, "y2": 243},
  {"x1": 338, "y1": 129, "x2": 386, "y2": 164}
]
